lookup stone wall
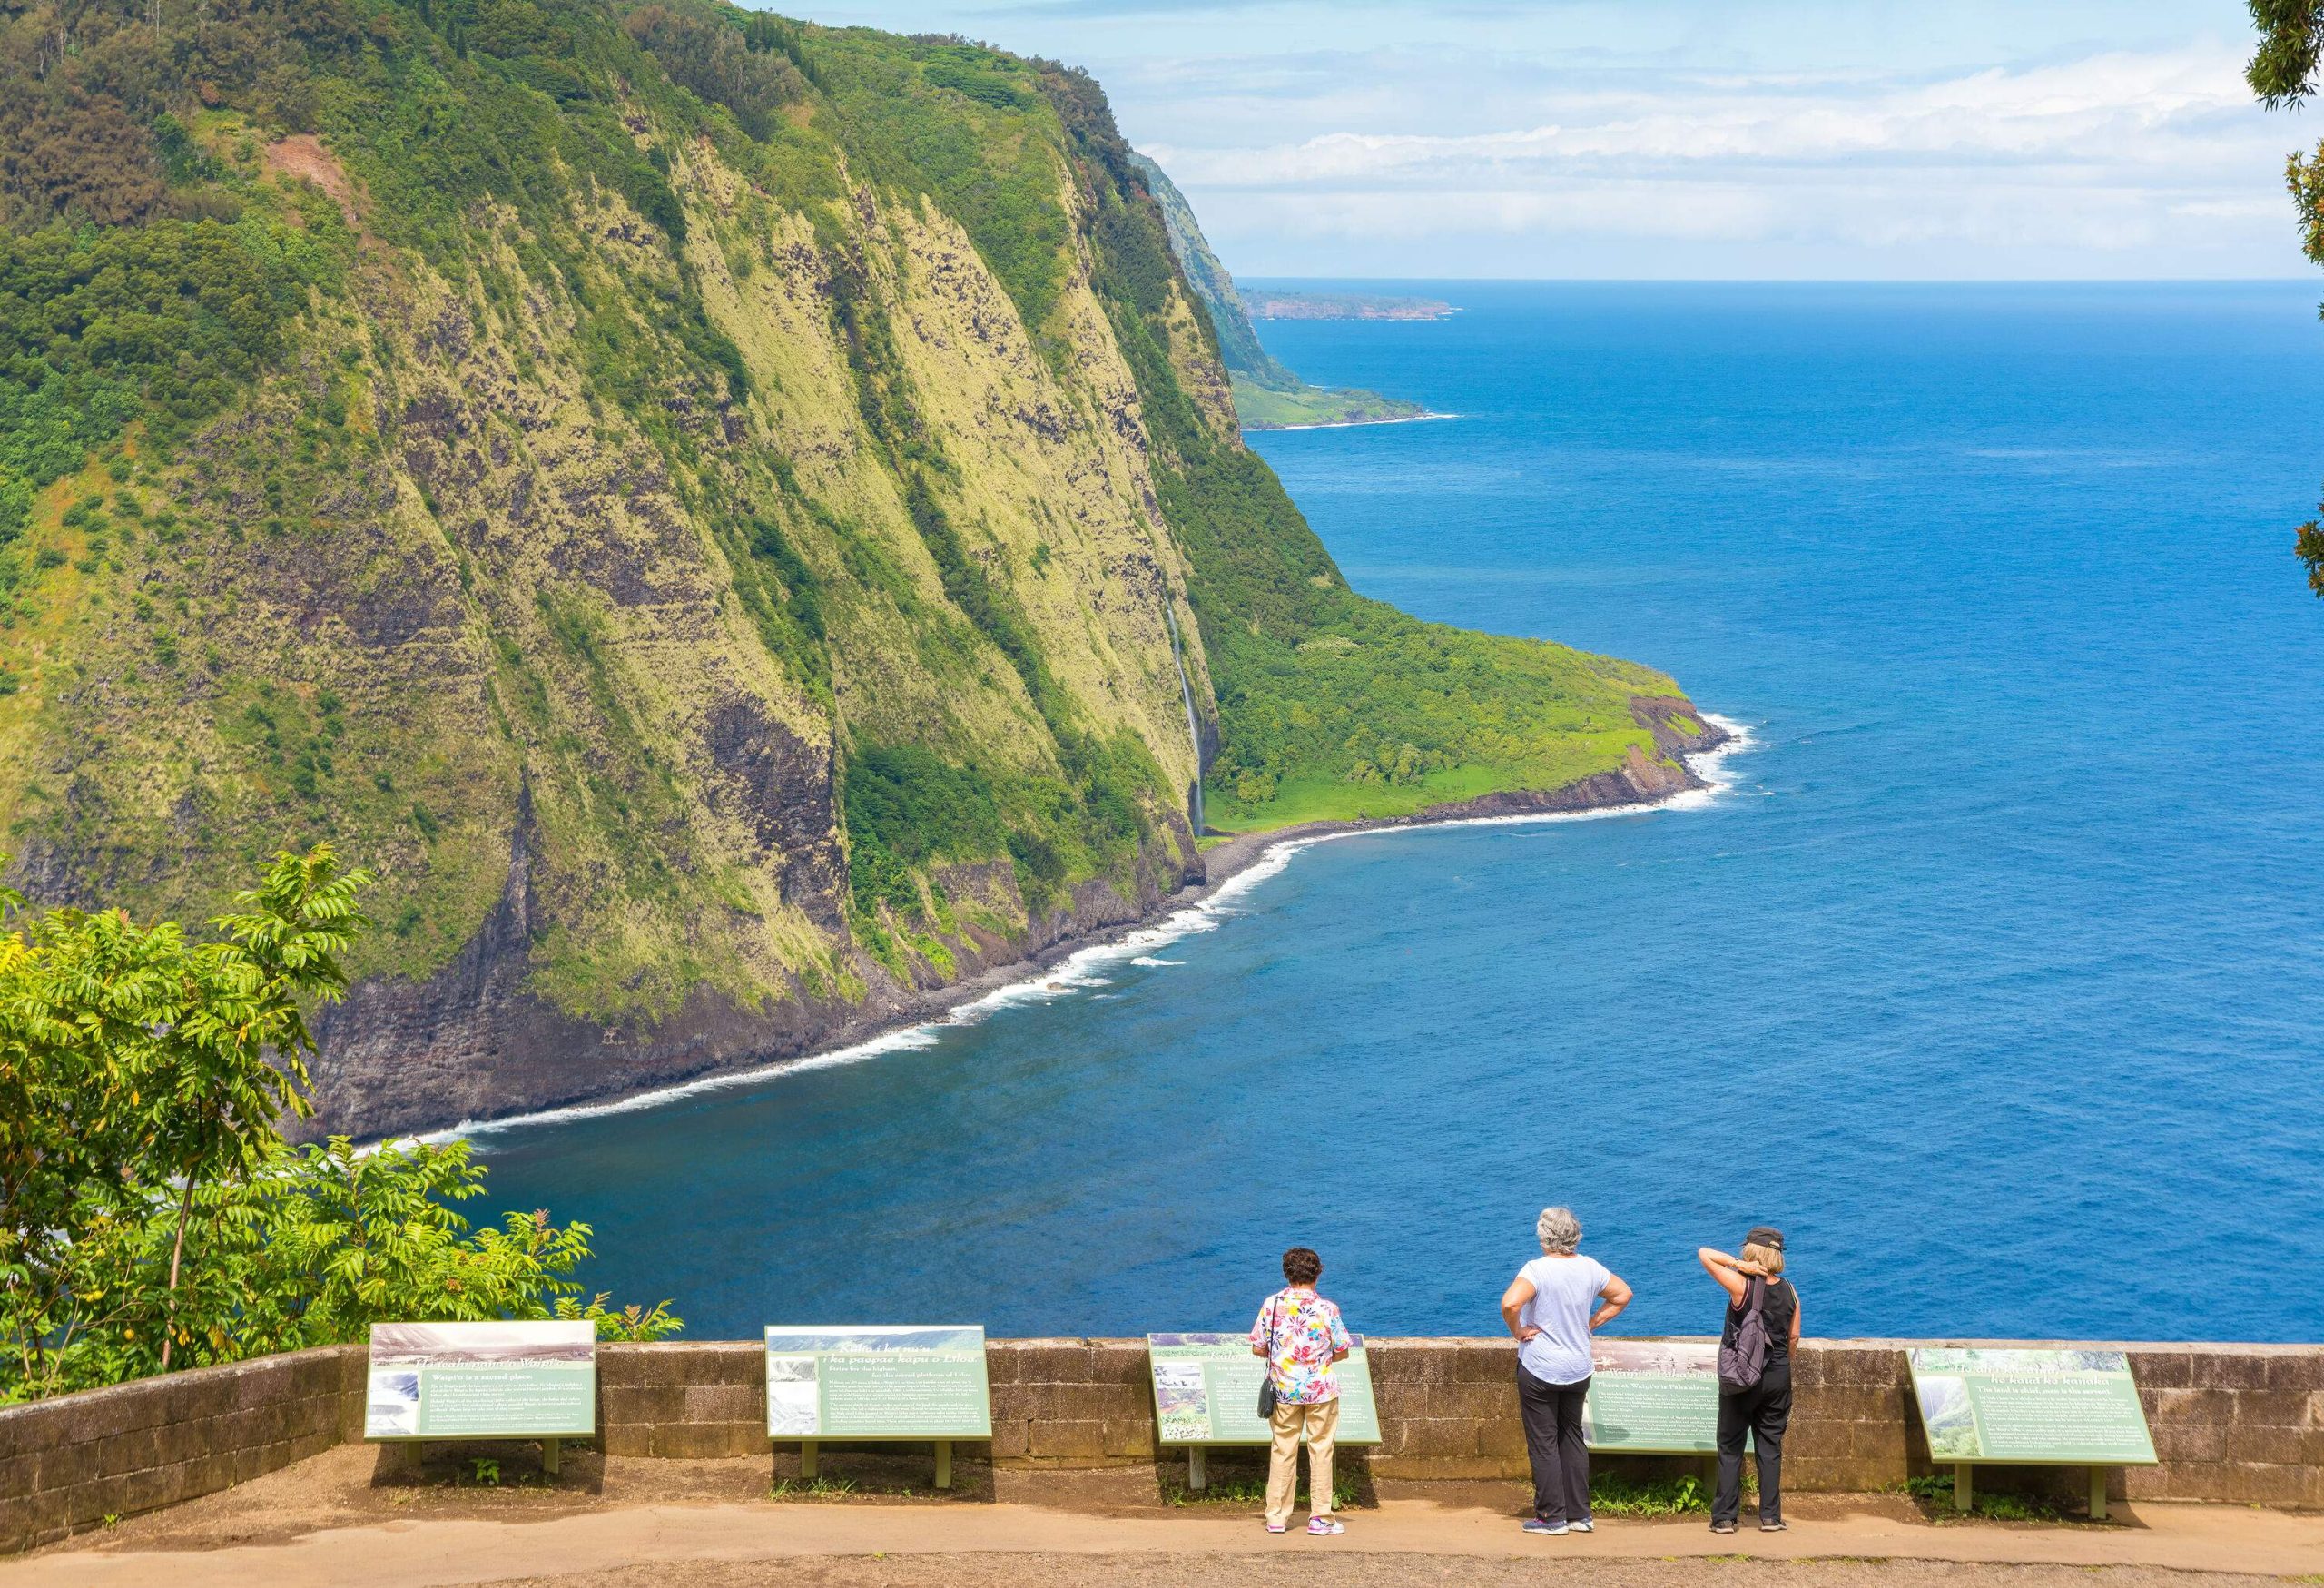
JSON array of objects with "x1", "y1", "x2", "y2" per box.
[
  {"x1": 6, "y1": 1337, "x2": 2319, "y2": 1553},
  {"x1": 0, "y1": 1345, "x2": 364, "y2": 1552}
]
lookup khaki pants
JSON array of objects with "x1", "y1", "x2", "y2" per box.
[{"x1": 1265, "y1": 1396, "x2": 1340, "y2": 1526}]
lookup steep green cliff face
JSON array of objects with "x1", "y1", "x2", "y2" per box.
[
  {"x1": 0, "y1": 0, "x2": 1715, "y2": 1132},
  {"x1": 1126, "y1": 150, "x2": 1423, "y2": 431}
]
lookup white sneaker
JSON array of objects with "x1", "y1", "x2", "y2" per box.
[{"x1": 1306, "y1": 1516, "x2": 1344, "y2": 1535}]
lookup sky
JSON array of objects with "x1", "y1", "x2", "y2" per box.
[{"x1": 778, "y1": 0, "x2": 2324, "y2": 280}]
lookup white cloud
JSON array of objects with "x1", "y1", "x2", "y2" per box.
[{"x1": 1124, "y1": 42, "x2": 2313, "y2": 277}]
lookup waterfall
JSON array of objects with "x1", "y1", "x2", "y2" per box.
[{"x1": 1162, "y1": 601, "x2": 1205, "y2": 834}]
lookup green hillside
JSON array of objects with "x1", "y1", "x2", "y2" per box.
[
  {"x1": 0, "y1": 0, "x2": 1714, "y2": 1129},
  {"x1": 1126, "y1": 150, "x2": 1426, "y2": 430}
]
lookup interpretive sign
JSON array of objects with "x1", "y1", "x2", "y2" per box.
[
  {"x1": 363, "y1": 1320, "x2": 596, "y2": 1441},
  {"x1": 762, "y1": 1326, "x2": 992, "y2": 1440},
  {"x1": 1905, "y1": 1348, "x2": 2157, "y2": 1465},
  {"x1": 1582, "y1": 1340, "x2": 1725, "y2": 1455},
  {"x1": 1145, "y1": 1334, "x2": 1382, "y2": 1445}
]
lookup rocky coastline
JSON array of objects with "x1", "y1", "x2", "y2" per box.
[{"x1": 309, "y1": 701, "x2": 1731, "y2": 1144}]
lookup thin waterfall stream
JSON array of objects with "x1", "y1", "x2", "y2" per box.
[{"x1": 1164, "y1": 600, "x2": 1204, "y2": 833}]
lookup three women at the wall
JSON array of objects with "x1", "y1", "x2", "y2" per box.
[
  {"x1": 1701, "y1": 1227, "x2": 1803, "y2": 1534},
  {"x1": 1249, "y1": 1246, "x2": 1354, "y2": 1535},
  {"x1": 1501, "y1": 1206, "x2": 1633, "y2": 1535}
]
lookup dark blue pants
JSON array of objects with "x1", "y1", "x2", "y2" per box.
[{"x1": 1516, "y1": 1366, "x2": 1591, "y2": 1524}]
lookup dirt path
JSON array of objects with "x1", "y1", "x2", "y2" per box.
[{"x1": 8, "y1": 1447, "x2": 2319, "y2": 1587}]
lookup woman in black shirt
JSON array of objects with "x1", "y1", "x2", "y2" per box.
[{"x1": 1699, "y1": 1227, "x2": 1801, "y2": 1534}]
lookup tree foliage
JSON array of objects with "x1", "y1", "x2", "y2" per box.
[
  {"x1": 2247, "y1": 2, "x2": 2324, "y2": 591},
  {"x1": 0, "y1": 849, "x2": 676, "y2": 1404}
]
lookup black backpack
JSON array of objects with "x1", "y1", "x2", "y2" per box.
[{"x1": 1718, "y1": 1277, "x2": 1772, "y2": 1393}]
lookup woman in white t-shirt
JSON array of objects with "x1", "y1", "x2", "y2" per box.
[{"x1": 1499, "y1": 1206, "x2": 1632, "y2": 1536}]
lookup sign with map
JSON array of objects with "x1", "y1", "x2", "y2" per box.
[
  {"x1": 1583, "y1": 1340, "x2": 1726, "y2": 1454},
  {"x1": 763, "y1": 1326, "x2": 992, "y2": 1439},
  {"x1": 1906, "y1": 1348, "x2": 2157, "y2": 1465},
  {"x1": 1146, "y1": 1334, "x2": 1382, "y2": 1445},
  {"x1": 364, "y1": 1321, "x2": 596, "y2": 1440}
]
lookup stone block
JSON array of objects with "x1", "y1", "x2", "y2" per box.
[
  {"x1": 598, "y1": 1424, "x2": 655, "y2": 1458},
  {"x1": 991, "y1": 1382, "x2": 1059, "y2": 1423},
  {"x1": 1367, "y1": 1342, "x2": 1453, "y2": 1389},
  {"x1": 1450, "y1": 1341, "x2": 1514, "y2": 1384},
  {"x1": 2126, "y1": 1351, "x2": 2193, "y2": 1389},
  {"x1": 2224, "y1": 1425, "x2": 2305, "y2": 1466},
  {"x1": 0, "y1": 1451, "x2": 36, "y2": 1500},
  {"x1": 123, "y1": 1466, "x2": 176, "y2": 1516},
  {"x1": 1395, "y1": 1417, "x2": 1481, "y2": 1459},
  {"x1": 1053, "y1": 1383, "x2": 1138, "y2": 1422},
  {"x1": 2154, "y1": 1387, "x2": 2237, "y2": 1425},
  {"x1": 1005, "y1": 1342, "x2": 1097, "y2": 1386},
  {"x1": 1100, "y1": 1418, "x2": 1157, "y2": 1459},
  {"x1": 2260, "y1": 1353, "x2": 2324, "y2": 1392},
  {"x1": 2217, "y1": 1461, "x2": 2307, "y2": 1506},
  {"x1": 1778, "y1": 1421, "x2": 1849, "y2": 1461},
  {"x1": 680, "y1": 1384, "x2": 761, "y2": 1425},
  {"x1": 1371, "y1": 1454, "x2": 1509, "y2": 1481},
  {"x1": 2191, "y1": 1353, "x2": 2270, "y2": 1391},
  {"x1": 1817, "y1": 1347, "x2": 1909, "y2": 1389},
  {"x1": 1088, "y1": 1344, "x2": 1148, "y2": 1386},
  {"x1": 651, "y1": 1423, "x2": 752, "y2": 1460},
  {"x1": 2233, "y1": 1387, "x2": 2311, "y2": 1428},
  {"x1": 982, "y1": 1346, "x2": 1021, "y2": 1385},
  {"x1": 988, "y1": 1419, "x2": 1031, "y2": 1460},
  {"x1": 2153, "y1": 1421, "x2": 2225, "y2": 1463},
  {"x1": 1026, "y1": 1419, "x2": 1108, "y2": 1461},
  {"x1": 613, "y1": 1385, "x2": 688, "y2": 1425},
  {"x1": 1437, "y1": 1379, "x2": 1518, "y2": 1422},
  {"x1": 1474, "y1": 1416, "x2": 1529, "y2": 1459}
]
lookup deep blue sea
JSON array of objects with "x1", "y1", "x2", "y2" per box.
[{"x1": 478, "y1": 282, "x2": 2324, "y2": 1345}]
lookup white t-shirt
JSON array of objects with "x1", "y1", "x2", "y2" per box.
[{"x1": 1515, "y1": 1254, "x2": 1611, "y2": 1386}]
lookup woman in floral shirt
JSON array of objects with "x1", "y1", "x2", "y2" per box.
[{"x1": 1249, "y1": 1246, "x2": 1354, "y2": 1535}]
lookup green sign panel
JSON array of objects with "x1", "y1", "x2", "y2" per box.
[
  {"x1": 1146, "y1": 1333, "x2": 1382, "y2": 1445},
  {"x1": 1907, "y1": 1348, "x2": 2157, "y2": 1465},
  {"x1": 763, "y1": 1326, "x2": 992, "y2": 1440},
  {"x1": 1583, "y1": 1340, "x2": 1727, "y2": 1455},
  {"x1": 364, "y1": 1321, "x2": 596, "y2": 1441}
]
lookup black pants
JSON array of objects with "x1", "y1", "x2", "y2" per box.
[
  {"x1": 1516, "y1": 1366, "x2": 1591, "y2": 1524},
  {"x1": 1714, "y1": 1361, "x2": 1792, "y2": 1525}
]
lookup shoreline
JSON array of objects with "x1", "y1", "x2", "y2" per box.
[
  {"x1": 1243, "y1": 409, "x2": 1458, "y2": 434},
  {"x1": 431, "y1": 715, "x2": 1751, "y2": 1146}
]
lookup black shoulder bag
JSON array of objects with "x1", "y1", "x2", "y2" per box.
[{"x1": 1256, "y1": 1295, "x2": 1283, "y2": 1418}]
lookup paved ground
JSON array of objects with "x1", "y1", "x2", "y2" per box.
[{"x1": 8, "y1": 1446, "x2": 2321, "y2": 1587}]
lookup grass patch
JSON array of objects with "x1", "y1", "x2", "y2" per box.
[
  {"x1": 1229, "y1": 377, "x2": 1427, "y2": 430},
  {"x1": 1589, "y1": 1472, "x2": 1712, "y2": 1516},
  {"x1": 768, "y1": 1475, "x2": 861, "y2": 1499},
  {"x1": 1897, "y1": 1474, "x2": 2069, "y2": 1522}
]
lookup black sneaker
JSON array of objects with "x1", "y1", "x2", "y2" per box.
[
  {"x1": 1759, "y1": 1520, "x2": 1787, "y2": 1533},
  {"x1": 1709, "y1": 1520, "x2": 1738, "y2": 1535}
]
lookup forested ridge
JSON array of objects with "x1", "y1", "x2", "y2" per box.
[{"x1": 0, "y1": 0, "x2": 1709, "y2": 1136}]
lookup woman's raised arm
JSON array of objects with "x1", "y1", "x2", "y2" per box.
[{"x1": 1698, "y1": 1246, "x2": 1751, "y2": 1305}]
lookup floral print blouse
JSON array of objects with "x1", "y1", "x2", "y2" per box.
[{"x1": 1249, "y1": 1287, "x2": 1354, "y2": 1405}]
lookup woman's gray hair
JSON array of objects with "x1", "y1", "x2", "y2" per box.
[{"x1": 1536, "y1": 1206, "x2": 1582, "y2": 1255}]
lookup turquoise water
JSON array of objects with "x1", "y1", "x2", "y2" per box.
[{"x1": 478, "y1": 282, "x2": 2324, "y2": 1345}]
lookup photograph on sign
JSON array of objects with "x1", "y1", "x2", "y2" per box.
[
  {"x1": 1905, "y1": 1348, "x2": 2157, "y2": 1465},
  {"x1": 1144, "y1": 1333, "x2": 1382, "y2": 1445},
  {"x1": 762, "y1": 1325, "x2": 991, "y2": 1439},
  {"x1": 364, "y1": 1320, "x2": 596, "y2": 1440},
  {"x1": 1582, "y1": 1339, "x2": 1726, "y2": 1455}
]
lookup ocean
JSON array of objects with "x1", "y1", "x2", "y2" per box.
[{"x1": 475, "y1": 281, "x2": 2324, "y2": 1345}]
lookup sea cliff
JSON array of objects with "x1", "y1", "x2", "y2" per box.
[{"x1": 0, "y1": 0, "x2": 1724, "y2": 1136}]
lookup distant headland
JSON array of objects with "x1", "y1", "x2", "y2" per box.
[{"x1": 1241, "y1": 291, "x2": 1459, "y2": 321}]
